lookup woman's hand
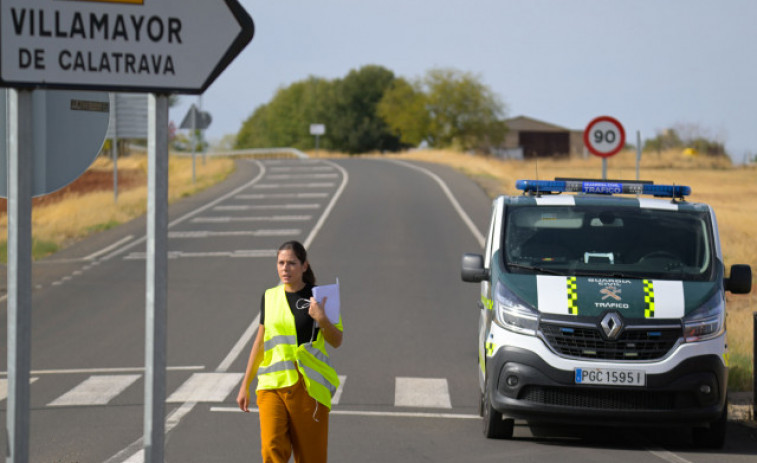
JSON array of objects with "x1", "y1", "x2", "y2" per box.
[
  {"x1": 237, "y1": 386, "x2": 251, "y2": 412},
  {"x1": 308, "y1": 296, "x2": 327, "y2": 324}
]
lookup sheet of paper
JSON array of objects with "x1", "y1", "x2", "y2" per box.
[{"x1": 312, "y1": 278, "x2": 340, "y2": 324}]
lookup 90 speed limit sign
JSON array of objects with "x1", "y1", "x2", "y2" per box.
[{"x1": 584, "y1": 116, "x2": 625, "y2": 158}]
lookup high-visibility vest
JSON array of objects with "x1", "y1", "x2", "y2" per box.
[{"x1": 256, "y1": 285, "x2": 342, "y2": 409}]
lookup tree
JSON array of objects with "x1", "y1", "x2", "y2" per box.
[
  {"x1": 378, "y1": 78, "x2": 430, "y2": 147},
  {"x1": 328, "y1": 65, "x2": 402, "y2": 153},
  {"x1": 378, "y1": 68, "x2": 508, "y2": 152},
  {"x1": 424, "y1": 68, "x2": 507, "y2": 152}
]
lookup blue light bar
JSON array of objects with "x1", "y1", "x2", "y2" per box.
[{"x1": 515, "y1": 179, "x2": 691, "y2": 198}]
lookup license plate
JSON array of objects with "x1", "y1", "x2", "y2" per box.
[{"x1": 574, "y1": 368, "x2": 646, "y2": 386}]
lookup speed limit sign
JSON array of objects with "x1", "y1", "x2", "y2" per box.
[{"x1": 584, "y1": 116, "x2": 625, "y2": 158}]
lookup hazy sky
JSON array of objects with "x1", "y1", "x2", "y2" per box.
[{"x1": 171, "y1": 0, "x2": 757, "y2": 162}]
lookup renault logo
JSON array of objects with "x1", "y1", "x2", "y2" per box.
[{"x1": 600, "y1": 312, "x2": 623, "y2": 340}]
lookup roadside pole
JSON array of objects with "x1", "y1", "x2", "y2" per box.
[
  {"x1": 6, "y1": 88, "x2": 33, "y2": 463},
  {"x1": 753, "y1": 312, "x2": 756, "y2": 420},
  {"x1": 144, "y1": 94, "x2": 169, "y2": 463}
]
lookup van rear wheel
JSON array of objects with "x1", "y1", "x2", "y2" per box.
[{"x1": 482, "y1": 384, "x2": 514, "y2": 439}]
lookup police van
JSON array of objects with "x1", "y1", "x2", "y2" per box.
[{"x1": 461, "y1": 179, "x2": 752, "y2": 448}]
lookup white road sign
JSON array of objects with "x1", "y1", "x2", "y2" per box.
[
  {"x1": 0, "y1": 0, "x2": 254, "y2": 94},
  {"x1": 584, "y1": 116, "x2": 625, "y2": 158}
]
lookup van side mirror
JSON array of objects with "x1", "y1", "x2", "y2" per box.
[
  {"x1": 725, "y1": 264, "x2": 752, "y2": 294},
  {"x1": 461, "y1": 253, "x2": 489, "y2": 282}
]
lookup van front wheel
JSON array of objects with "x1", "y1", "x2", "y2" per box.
[
  {"x1": 482, "y1": 384, "x2": 514, "y2": 439},
  {"x1": 692, "y1": 402, "x2": 727, "y2": 449}
]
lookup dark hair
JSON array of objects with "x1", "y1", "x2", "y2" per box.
[{"x1": 277, "y1": 240, "x2": 316, "y2": 286}]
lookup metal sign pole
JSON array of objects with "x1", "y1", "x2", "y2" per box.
[
  {"x1": 6, "y1": 88, "x2": 33, "y2": 463},
  {"x1": 111, "y1": 94, "x2": 119, "y2": 203},
  {"x1": 143, "y1": 94, "x2": 169, "y2": 463}
]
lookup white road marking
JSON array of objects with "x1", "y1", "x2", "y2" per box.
[
  {"x1": 266, "y1": 173, "x2": 339, "y2": 180},
  {"x1": 48, "y1": 375, "x2": 140, "y2": 407},
  {"x1": 209, "y1": 407, "x2": 479, "y2": 420},
  {"x1": 645, "y1": 447, "x2": 694, "y2": 463},
  {"x1": 385, "y1": 159, "x2": 485, "y2": 247},
  {"x1": 235, "y1": 193, "x2": 328, "y2": 200},
  {"x1": 0, "y1": 366, "x2": 204, "y2": 376},
  {"x1": 166, "y1": 373, "x2": 243, "y2": 403},
  {"x1": 0, "y1": 377, "x2": 38, "y2": 401},
  {"x1": 168, "y1": 229, "x2": 300, "y2": 239},
  {"x1": 124, "y1": 250, "x2": 277, "y2": 260},
  {"x1": 214, "y1": 203, "x2": 320, "y2": 211},
  {"x1": 83, "y1": 235, "x2": 135, "y2": 261},
  {"x1": 191, "y1": 215, "x2": 311, "y2": 223},
  {"x1": 394, "y1": 377, "x2": 452, "y2": 409},
  {"x1": 333, "y1": 375, "x2": 347, "y2": 405},
  {"x1": 252, "y1": 182, "x2": 336, "y2": 189}
]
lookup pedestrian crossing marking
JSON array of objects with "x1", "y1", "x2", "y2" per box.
[
  {"x1": 394, "y1": 377, "x2": 452, "y2": 409},
  {"x1": 167, "y1": 372, "x2": 243, "y2": 403},
  {"x1": 214, "y1": 204, "x2": 320, "y2": 211},
  {"x1": 48, "y1": 375, "x2": 140, "y2": 407},
  {"x1": 333, "y1": 375, "x2": 346, "y2": 405},
  {"x1": 0, "y1": 377, "x2": 38, "y2": 402},
  {"x1": 168, "y1": 229, "x2": 300, "y2": 239},
  {"x1": 192, "y1": 215, "x2": 312, "y2": 223}
]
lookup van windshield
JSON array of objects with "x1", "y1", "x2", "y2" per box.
[{"x1": 503, "y1": 205, "x2": 714, "y2": 281}]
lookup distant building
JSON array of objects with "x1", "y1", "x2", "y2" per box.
[{"x1": 499, "y1": 116, "x2": 585, "y2": 159}]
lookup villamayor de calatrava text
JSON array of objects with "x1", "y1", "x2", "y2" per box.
[{"x1": 9, "y1": 8, "x2": 181, "y2": 76}]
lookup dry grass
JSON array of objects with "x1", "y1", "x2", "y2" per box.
[
  {"x1": 381, "y1": 148, "x2": 756, "y2": 390},
  {"x1": 0, "y1": 153, "x2": 234, "y2": 252}
]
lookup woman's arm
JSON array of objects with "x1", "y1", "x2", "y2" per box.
[
  {"x1": 309, "y1": 297, "x2": 343, "y2": 348},
  {"x1": 236, "y1": 325, "x2": 265, "y2": 412}
]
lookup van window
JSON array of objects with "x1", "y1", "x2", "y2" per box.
[{"x1": 503, "y1": 205, "x2": 714, "y2": 281}]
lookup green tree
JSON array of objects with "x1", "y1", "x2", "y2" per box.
[
  {"x1": 236, "y1": 76, "x2": 334, "y2": 149},
  {"x1": 327, "y1": 65, "x2": 402, "y2": 154},
  {"x1": 377, "y1": 78, "x2": 430, "y2": 147},
  {"x1": 424, "y1": 68, "x2": 507, "y2": 151}
]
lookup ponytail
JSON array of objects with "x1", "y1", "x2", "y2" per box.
[{"x1": 278, "y1": 240, "x2": 316, "y2": 286}]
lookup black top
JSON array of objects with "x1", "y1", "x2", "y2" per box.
[{"x1": 260, "y1": 285, "x2": 319, "y2": 346}]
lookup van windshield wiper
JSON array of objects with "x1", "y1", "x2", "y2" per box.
[
  {"x1": 507, "y1": 263, "x2": 566, "y2": 276},
  {"x1": 571, "y1": 270, "x2": 636, "y2": 279}
]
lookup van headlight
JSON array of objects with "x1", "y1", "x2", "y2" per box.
[
  {"x1": 683, "y1": 292, "x2": 725, "y2": 342},
  {"x1": 493, "y1": 281, "x2": 538, "y2": 335}
]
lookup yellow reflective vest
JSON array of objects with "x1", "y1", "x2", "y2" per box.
[{"x1": 256, "y1": 285, "x2": 342, "y2": 409}]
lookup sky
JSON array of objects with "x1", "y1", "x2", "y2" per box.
[{"x1": 170, "y1": 0, "x2": 757, "y2": 162}]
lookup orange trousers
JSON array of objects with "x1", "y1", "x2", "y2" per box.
[{"x1": 256, "y1": 374, "x2": 330, "y2": 463}]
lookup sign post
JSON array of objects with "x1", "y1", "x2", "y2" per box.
[
  {"x1": 310, "y1": 123, "x2": 326, "y2": 156},
  {"x1": 0, "y1": 1, "x2": 254, "y2": 461},
  {"x1": 583, "y1": 116, "x2": 626, "y2": 179}
]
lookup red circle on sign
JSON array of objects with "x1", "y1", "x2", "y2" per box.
[{"x1": 584, "y1": 116, "x2": 626, "y2": 158}]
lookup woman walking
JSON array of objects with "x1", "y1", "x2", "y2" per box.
[{"x1": 237, "y1": 241, "x2": 343, "y2": 463}]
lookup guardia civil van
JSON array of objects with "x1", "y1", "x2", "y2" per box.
[{"x1": 461, "y1": 179, "x2": 751, "y2": 448}]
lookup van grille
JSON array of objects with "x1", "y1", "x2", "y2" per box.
[
  {"x1": 518, "y1": 385, "x2": 690, "y2": 410},
  {"x1": 539, "y1": 322, "x2": 681, "y2": 360}
]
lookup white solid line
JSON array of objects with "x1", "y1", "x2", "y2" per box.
[
  {"x1": 0, "y1": 366, "x2": 204, "y2": 376},
  {"x1": 385, "y1": 159, "x2": 485, "y2": 247},
  {"x1": 214, "y1": 204, "x2": 320, "y2": 211},
  {"x1": 48, "y1": 375, "x2": 140, "y2": 407},
  {"x1": 209, "y1": 406, "x2": 480, "y2": 420},
  {"x1": 303, "y1": 160, "x2": 349, "y2": 250},
  {"x1": 168, "y1": 229, "x2": 300, "y2": 239},
  {"x1": 216, "y1": 313, "x2": 260, "y2": 373},
  {"x1": 191, "y1": 215, "x2": 311, "y2": 223},
  {"x1": 83, "y1": 235, "x2": 135, "y2": 261},
  {"x1": 645, "y1": 447, "x2": 694, "y2": 463},
  {"x1": 395, "y1": 377, "x2": 452, "y2": 409}
]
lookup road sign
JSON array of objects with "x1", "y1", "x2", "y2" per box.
[
  {"x1": 584, "y1": 116, "x2": 626, "y2": 158},
  {"x1": 0, "y1": 89, "x2": 110, "y2": 197},
  {"x1": 310, "y1": 123, "x2": 326, "y2": 136},
  {"x1": 0, "y1": 0, "x2": 254, "y2": 94},
  {"x1": 180, "y1": 104, "x2": 212, "y2": 130}
]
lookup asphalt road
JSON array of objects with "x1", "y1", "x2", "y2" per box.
[{"x1": 1, "y1": 157, "x2": 755, "y2": 462}]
